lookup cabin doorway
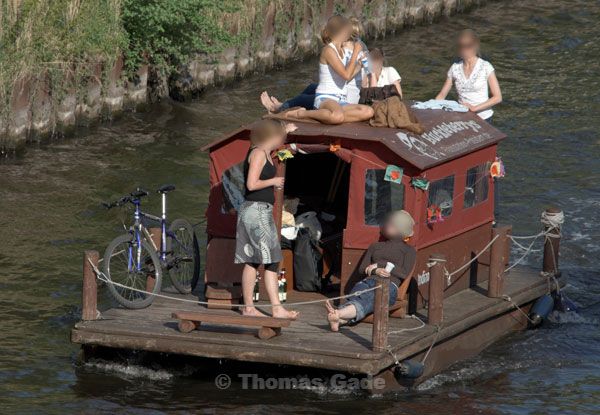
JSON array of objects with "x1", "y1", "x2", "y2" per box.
[{"x1": 282, "y1": 152, "x2": 350, "y2": 291}]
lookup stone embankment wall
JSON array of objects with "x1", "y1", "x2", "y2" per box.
[{"x1": 0, "y1": 0, "x2": 490, "y2": 151}]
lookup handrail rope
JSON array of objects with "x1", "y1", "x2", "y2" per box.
[
  {"x1": 88, "y1": 258, "x2": 379, "y2": 308},
  {"x1": 502, "y1": 295, "x2": 536, "y2": 324},
  {"x1": 88, "y1": 210, "x2": 564, "y2": 350},
  {"x1": 446, "y1": 234, "x2": 500, "y2": 279},
  {"x1": 421, "y1": 324, "x2": 442, "y2": 363},
  {"x1": 509, "y1": 235, "x2": 543, "y2": 252}
]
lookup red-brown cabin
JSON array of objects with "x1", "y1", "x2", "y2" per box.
[{"x1": 202, "y1": 109, "x2": 505, "y2": 312}]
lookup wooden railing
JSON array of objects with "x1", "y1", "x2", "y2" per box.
[{"x1": 369, "y1": 208, "x2": 563, "y2": 352}]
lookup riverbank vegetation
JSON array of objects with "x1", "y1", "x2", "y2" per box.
[
  {"x1": 0, "y1": 0, "x2": 242, "y2": 116},
  {"x1": 1, "y1": 0, "x2": 476, "y2": 146}
]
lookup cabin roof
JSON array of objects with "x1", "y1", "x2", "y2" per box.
[{"x1": 202, "y1": 108, "x2": 506, "y2": 170}]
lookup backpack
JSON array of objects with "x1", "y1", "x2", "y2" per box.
[{"x1": 293, "y1": 228, "x2": 323, "y2": 292}]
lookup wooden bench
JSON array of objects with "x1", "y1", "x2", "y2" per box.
[{"x1": 172, "y1": 311, "x2": 293, "y2": 340}]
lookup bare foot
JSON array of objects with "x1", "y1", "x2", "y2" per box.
[
  {"x1": 283, "y1": 108, "x2": 306, "y2": 119},
  {"x1": 270, "y1": 96, "x2": 283, "y2": 113},
  {"x1": 260, "y1": 91, "x2": 278, "y2": 113},
  {"x1": 242, "y1": 306, "x2": 268, "y2": 317},
  {"x1": 325, "y1": 300, "x2": 340, "y2": 332},
  {"x1": 272, "y1": 305, "x2": 299, "y2": 320}
]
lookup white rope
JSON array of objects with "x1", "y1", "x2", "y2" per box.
[
  {"x1": 421, "y1": 324, "x2": 442, "y2": 363},
  {"x1": 88, "y1": 258, "x2": 380, "y2": 308},
  {"x1": 541, "y1": 210, "x2": 564, "y2": 237},
  {"x1": 509, "y1": 235, "x2": 542, "y2": 252},
  {"x1": 445, "y1": 234, "x2": 500, "y2": 281},
  {"x1": 502, "y1": 294, "x2": 535, "y2": 324},
  {"x1": 388, "y1": 314, "x2": 426, "y2": 335}
]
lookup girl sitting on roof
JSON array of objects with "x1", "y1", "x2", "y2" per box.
[
  {"x1": 283, "y1": 15, "x2": 374, "y2": 124},
  {"x1": 259, "y1": 17, "x2": 369, "y2": 114},
  {"x1": 367, "y1": 48, "x2": 403, "y2": 98},
  {"x1": 435, "y1": 29, "x2": 502, "y2": 123},
  {"x1": 235, "y1": 119, "x2": 299, "y2": 319},
  {"x1": 325, "y1": 210, "x2": 417, "y2": 331}
]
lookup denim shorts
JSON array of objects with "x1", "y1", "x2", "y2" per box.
[
  {"x1": 343, "y1": 277, "x2": 398, "y2": 324},
  {"x1": 314, "y1": 94, "x2": 349, "y2": 109}
]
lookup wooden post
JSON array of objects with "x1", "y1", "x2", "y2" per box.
[
  {"x1": 428, "y1": 254, "x2": 445, "y2": 325},
  {"x1": 543, "y1": 208, "x2": 562, "y2": 275},
  {"x1": 273, "y1": 159, "x2": 286, "y2": 278},
  {"x1": 273, "y1": 159, "x2": 286, "y2": 233},
  {"x1": 82, "y1": 250, "x2": 99, "y2": 321},
  {"x1": 372, "y1": 275, "x2": 390, "y2": 352},
  {"x1": 488, "y1": 225, "x2": 512, "y2": 298},
  {"x1": 147, "y1": 227, "x2": 162, "y2": 291}
]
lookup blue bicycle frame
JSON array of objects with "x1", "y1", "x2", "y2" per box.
[{"x1": 127, "y1": 192, "x2": 175, "y2": 270}]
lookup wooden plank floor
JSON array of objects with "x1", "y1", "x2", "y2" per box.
[{"x1": 71, "y1": 266, "x2": 560, "y2": 375}]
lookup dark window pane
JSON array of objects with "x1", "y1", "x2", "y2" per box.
[
  {"x1": 464, "y1": 164, "x2": 489, "y2": 208},
  {"x1": 428, "y1": 175, "x2": 455, "y2": 217},
  {"x1": 221, "y1": 162, "x2": 245, "y2": 213},
  {"x1": 364, "y1": 169, "x2": 404, "y2": 225}
]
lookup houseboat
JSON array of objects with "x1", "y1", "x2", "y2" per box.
[{"x1": 71, "y1": 107, "x2": 565, "y2": 391}]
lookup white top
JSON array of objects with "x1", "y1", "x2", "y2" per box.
[
  {"x1": 447, "y1": 58, "x2": 495, "y2": 119},
  {"x1": 343, "y1": 48, "x2": 361, "y2": 104},
  {"x1": 375, "y1": 66, "x2": 401, "y2": 87},
  {"x1": 315, "y1": 43, "x2": 349, "y2": 98}
]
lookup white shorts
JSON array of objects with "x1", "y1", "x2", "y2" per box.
[{"x1": 314, "y1": 94, "x2": 349, "y2": 109}]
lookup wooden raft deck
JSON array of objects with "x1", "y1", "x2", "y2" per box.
[{"x1": 71, "y1": 266, "x2": 558, "y2": 376}]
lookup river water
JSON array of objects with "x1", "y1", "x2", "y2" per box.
[{"x1": 1, "y1": 0, "x2": 599, "y2": 413}]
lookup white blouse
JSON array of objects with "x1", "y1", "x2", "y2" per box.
[
  {"x1": 447, "y1": 58, "x2": 495, "y2": 119},
  {"x1": 375, "y1": 66, "x2": 401, "y2": 87}
]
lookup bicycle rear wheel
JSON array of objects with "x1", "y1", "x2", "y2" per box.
[
  {"x1": 166, "y1": 218, "x2": 200, "y2": 294},
  {"x1": 103, "y1": 233, "x2": 162, "y2": 309}
]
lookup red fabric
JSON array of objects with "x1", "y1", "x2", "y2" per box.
[{"x1": 205, "y1": 134, "x2": 496, "y2": 252}]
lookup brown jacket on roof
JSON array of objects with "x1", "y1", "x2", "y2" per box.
[{"x1": 369, "y1": 96, "x2": 424, "y2": 135}]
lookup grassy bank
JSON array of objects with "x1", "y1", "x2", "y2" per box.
[{"x1": 1, "y1": 0, "x2": 484, "y2": 148}]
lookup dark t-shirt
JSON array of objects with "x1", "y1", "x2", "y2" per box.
[
  {"x1": 357, "y1": 238, "x2": 417, "y2": 287},
  {"x1": 243, "y1": 148, "x2": 276, "y2": 205}
]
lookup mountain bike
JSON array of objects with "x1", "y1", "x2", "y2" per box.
[{"x1": 102, "y1": 185, "x2": 200, "y2": 309}]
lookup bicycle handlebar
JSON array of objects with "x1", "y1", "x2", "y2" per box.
[{"x1": 102, "y1": 187, "x2": 149, "y2": 209}]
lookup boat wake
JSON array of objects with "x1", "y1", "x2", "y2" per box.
[{"x1": 85, "y1": 361, "x2": 174, "y2": 381}]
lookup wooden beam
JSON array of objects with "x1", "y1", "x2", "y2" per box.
[
  {"x1": 273, "y1": 159, "x2": 286, "y2": 234},
  {"x1": 488, "y1": 225, "x2": 512, "y2": 298},
  {"x1": 82, "y1": 250, "x2": 99, "y2": 321},
  {"x1": 372, "y1": 275, "x2": 390, "y2": 352},
  {"x1": 428, "y1": 254, "x2": 445, "y2": 325},
  {"x1": 543, "y1": 207, "x2": 562, "y2": 275},
  {"x1": 171, "y1": 311, "x2": 292, "y2": 328}
]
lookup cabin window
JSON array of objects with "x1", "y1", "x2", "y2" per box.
[
  {"x1": 428, "y1": 175, "x2": 455, "y2": 217},
  {"x1": 364, "y1": 169, "x2": 404, "y2": 225},
  {"x1": 221, "y1": 162, "x2": 245, "y2": 213},
  {"x1": 464, "y1": 164, "x2": 489, "y2": 209}
]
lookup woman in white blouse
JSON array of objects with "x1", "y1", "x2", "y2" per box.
[
  {"x1": 435, "y1": 29, "x2": 502, "y2": 122},
  {"x1": 366, "y1": 48, "x2": 403, "y2": 98}
]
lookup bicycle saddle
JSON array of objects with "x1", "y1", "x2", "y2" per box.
[
  {"x1": 157, "y1": 184, "x2": 176, "y2": 193},
  {"x1": 130, "y1": 188, "x2": 149, "y2": 198}
]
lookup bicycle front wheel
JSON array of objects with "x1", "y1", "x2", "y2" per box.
[
  {"x1": 166, "y1": 218, "x2": 200, "y2": 294},
  {"x1": 103, "y1": 233, "x2": 162, "y2": 309}
]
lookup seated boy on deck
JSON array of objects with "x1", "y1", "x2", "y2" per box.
[{"x1": 325, "y1": 210, "x2": 416, "y2": 331}]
